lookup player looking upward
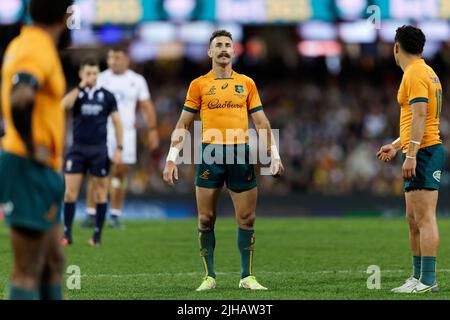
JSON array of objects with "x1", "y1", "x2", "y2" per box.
[
  {"x1": 163, "y1": 30, "x2": 284, "y2": 291},
  {"x1": 0, "y1": 0, "x2": 72, "y2": 300},
  {"x1": 61, "y1": 57, "x2": 123, "y2": 246},
  {"x1": 377, "y1": 25, "x2": 445, "y2": 293},
  {"x1": 83, "y1": 47, "x2": 159, "y2": 229}
]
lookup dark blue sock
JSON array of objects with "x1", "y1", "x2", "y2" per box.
[
  {"x1": 63, "y1": 202, "x2": 76, "y2": 241},
  {"x1": 40, "y1": 283, "x2": 63, "y2": 300},
  {"x1": 9, "y1": 285, "x2": 39, "y2": 300},
  {"x1": 93, "y1": 203, "x2": 107, "y2": 243},
  {"x1": 420, "y1": 256, "x2": 437, "y2": 286},
  {"x1": 413, "y1": 256, "x2": 421, "y2": 279}
]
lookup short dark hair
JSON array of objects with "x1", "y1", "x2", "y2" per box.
[
  {"x1": 395, "y1": 25, "x2": 426, "y2": 55},
  {"x1": 80, "y1": 56, "x2": 99, "y2": 69},
  {"x1": 209, "y1": 30, "x2": 232, "y2": 45},
  {"x1": 109, "y1": 45, "x2": 128, "y2": 56},
  {"x1": 29, "y1": 0, "x2": 73, "y2": 25}
]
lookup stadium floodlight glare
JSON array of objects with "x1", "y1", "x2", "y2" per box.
[
  {"x1": 339, "y1": 20, "x2": 377, "y2": 43},
  {"x1": 298, "y1": 21, "x2": 337, "y2": 41},
  {"x1": 139, "y1": 22, "x2": 177, "y2": 44},
  {"x1": 417, "y1": 20, "x2": 450, "y2": 42},
  {"x1": 179, "y1": 22, "x2": 215, "y2": 44}
]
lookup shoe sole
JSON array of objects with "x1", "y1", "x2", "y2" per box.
[
  {"x1": 196, "y1": 284, "x2": 216, "y2": 292},
  {"x1": 414, "y1": 285, "x2": 439, "y2": 293},
  {"x1": 239, "y1": 282, "x2": 268, "y2": 290}
]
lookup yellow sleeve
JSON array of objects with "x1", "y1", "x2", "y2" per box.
[
  {"x1": 247, "y1": 78, "x2": 263, "y2": 114},
  {"x1": 183, "y1": 79, "x2": 201, "y2": 113},
  {"x1": 10, "y1": 48, "x2": 50, "y2": 87},
  {"x1": 406, "y1": 68, "x2": 429, "y2": 105}
]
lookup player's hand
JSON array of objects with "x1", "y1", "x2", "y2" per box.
[
  {"x1": 376, "y1": 144, "x2": 397, "y2": 162},
  {"x1": 113, "y1": 149, "x2": 122, "y2": 164},
  {"x1": 148, "y1": 129, "x2": 159, "y2": 151},
  {"x1": 270, "y1": 158, "x2": 284, "y2": 178},
  {"x1": 163, "y1": 161, "x2": 178, "y2": 187},
  {"x1": 402, "y1": 157, "x2": 416, "y2": 180}
]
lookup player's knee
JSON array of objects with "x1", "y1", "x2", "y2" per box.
[
  {"x1": 416, "y1": 213, "x2": 435, "y2": 230},
  {"x1": 238, "y1": 211, "x2": 256, "y2": 229},
  {"x1": 94, "y1": 184, "x2": 108, "y2": 202},
  {"x1": 48, "y1": 250, "x2": 65, "y2": 276},
  {"x1": 64, "y1": 188, "x2": 79, "y2": 202},
  {"x1": 198, "y1": 212, "x2": 215, "y2": 229},
  {"x1": 406, "y1": 215, "x2": 419, "y2": 233}
]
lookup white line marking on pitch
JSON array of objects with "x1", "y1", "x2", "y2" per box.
[{"x1": 77, "y1": 269, "x2": 450, "y2": 278}]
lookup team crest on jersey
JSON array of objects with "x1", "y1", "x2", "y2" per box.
[
  {"x1": 78, "y1": 91, "x2": 84, "y2": 99},
  {"x1": 206, "y1": 86, "x2": 216, "y2": 95},
  {"x1": 235, "y1": 85, "x2": 244, "y2": 93},
  {"x1": 97, "y1": 91, "x2": 104, "y2": 102},
  {"x1": 433, "y1": 170, "x2": 441, "y2": 182}
]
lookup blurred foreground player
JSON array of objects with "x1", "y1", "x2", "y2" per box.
[
  {"x1": 62, "y1": 57, "x2": 123, "y2": 246},
  {"x1": 83, "y1": 47, "x2": 159, "y2": 228},
  {"x1": 0, "y1": 0, "x2": 72, "y2": 299},
  {"x1": 377, "y1": 25, "x2": 445, "y2": 293},
  {"x1": 163, "y1": 30, "x2": 284, "y2": 291}
]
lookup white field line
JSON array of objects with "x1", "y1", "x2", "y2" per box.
[{"x1": 76, "y1": 269, "x2": 450, "y2": 278}]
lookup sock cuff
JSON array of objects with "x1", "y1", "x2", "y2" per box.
[
  {"x1": 64, "y1": 202, "x2": 75, "y2": 206},
  {"x1": 86, "y1": 207, "x2": 96, "y2": 215},
  {"x1": 422, "y1": 256, "x2": 437, "y2": 261},
  {"x1": 110, "y1": 209, "x2": 121, "y2": 216},
  {"x1": 198, "y1": 228, "x2": 214, "y2": 233},
  {"x1": 238, "y1": 227, "x2": 254, "y2": 234}
]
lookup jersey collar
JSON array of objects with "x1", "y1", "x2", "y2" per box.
[
  {"x1": 405, "y1": 58, "x2": 425, "y2": 71},
  {"x1": 208, "y1": 70, "x2": 234, "y2": 80}
]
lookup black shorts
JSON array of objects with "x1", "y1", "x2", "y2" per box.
[{"x1": 64, "y1": 144, "x2": 110, "y2": 177}]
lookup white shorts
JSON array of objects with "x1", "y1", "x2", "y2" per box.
[{"x1": 108, "y1": 129, "x2": 137, "y2": 165}]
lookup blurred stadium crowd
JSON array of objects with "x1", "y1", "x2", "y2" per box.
[{"x1": 89, "y1": 49, "x2": 450, "y2": 197}]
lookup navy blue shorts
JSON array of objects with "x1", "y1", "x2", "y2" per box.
[{"x1": 64, "y1": 144, "x2": 110, "y2": 177}]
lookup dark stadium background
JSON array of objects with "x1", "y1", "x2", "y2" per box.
[{"x1": 2, "y1": 0, "x2": 450, "y2": 219}]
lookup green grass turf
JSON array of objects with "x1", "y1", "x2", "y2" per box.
[{"x1": 1, "y1": 217, "x2": 450, "y2": 300}]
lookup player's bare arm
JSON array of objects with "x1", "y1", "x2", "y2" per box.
[
  {"x1": 403, "y1": 101, "x2": 427, "y2": 179},
  {"x1": 138, "y1": 99, "x2": 159, "y2": 151},
  {"x1": 10, "y1": 75, "x2": 37, "y2": 159},
  {"x1": 163, "y1": 110, "x2": 196, "y2": 186},
  {"x1": 111, "y1": 110, "x2": 123, "y2": 164},
  {"x1": 251, "y1": 109, "x2": 284, "y2": 177},
  {"x1": 61, "y1": 87, "x2": 80, "y2": 110}
]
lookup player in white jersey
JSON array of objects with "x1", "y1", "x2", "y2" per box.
[{"x1": 84, "y1": 47, "x2": 159, "y2": 228}]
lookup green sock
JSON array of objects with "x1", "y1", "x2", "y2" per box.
[
  {"x1": 420, "y1": 256, "x2": 437, "y2": 285},
  {"x1": 238, "y1": 228, "x2": 255, "y2": 279},
  {"x1": 198, "y1": 229, "x2": 216, "y2": 279},
  {"x1": 40, "y1": 283, "x2": 63, "y2": 300},
  {"x1": 9, "y1": 285, "x2": 39, "y2": 300},
  {"x1": 413, "y1": 256, "x2": 421, "y2": 279}
]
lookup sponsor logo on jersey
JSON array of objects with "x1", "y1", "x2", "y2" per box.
[
  {"x1": 81, "y1": 103, "x2": 103, "y2": 116},
  {"x1": 221, "y1": 83, "x2": 228, "y2": 90},
  {"x1": 207, "y1": 99, "x2": 243, "y2": 110}
]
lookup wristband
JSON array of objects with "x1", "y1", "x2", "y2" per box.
[
  {"x1": 117, "y1": 145, "x2": 123, "y2": 151},
  {"x1": 270, "y1": 145, "x2": 280, "y2": 160},
  {"x1": 406, "y1": 155, "x2": 416, "y2": 159},
  {"x1": 410, "y1": 140, "x2": 421, "y2": 146},
  {"x1": 166, "y1": 147, "x2": 179, "y2": 163}
]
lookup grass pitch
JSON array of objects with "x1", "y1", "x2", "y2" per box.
[{"x1": 1, "y1": 217, "x2": 450, "y2": 300}]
